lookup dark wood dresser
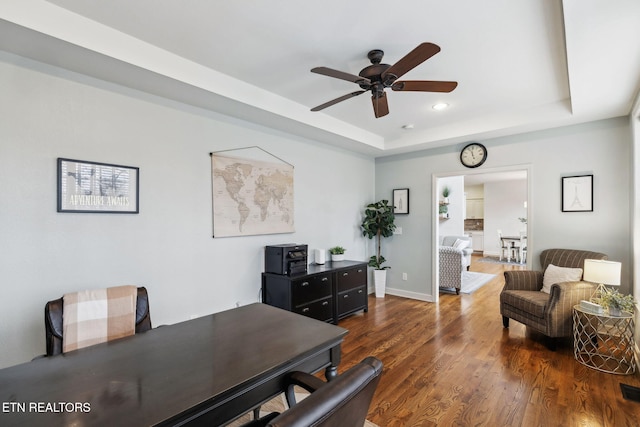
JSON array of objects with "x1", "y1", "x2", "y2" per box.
[{"x1": 262, "y1": 260, "x2": 368, "y2": 324}]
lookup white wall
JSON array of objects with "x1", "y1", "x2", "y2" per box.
[
  {"x1": 437, "y1": 176, "x2": 464, "y2": 238},
  {"x1": 631, "y1": 94, "x2": 640, "y2": 347},
  {"x1": 484, "y1": 179, "x2": 528, "y2": 256},
  {"x1": 464, "y1": 184, "x2": 484, "y2": 199},
  {"x1": 0, "y1": 53, "x2": 375, "y2": 368},
  {"x1": 376, "y1": 117, "x2": 632, "y2": 301}
]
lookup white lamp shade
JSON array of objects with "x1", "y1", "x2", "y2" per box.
[{"x1": 583, "y1": 259, "x2": 621, "y2": 286}]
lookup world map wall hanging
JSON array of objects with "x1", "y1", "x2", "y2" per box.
[{"x1": 210, "y1": 147, "x2": 294, "y2": 237}]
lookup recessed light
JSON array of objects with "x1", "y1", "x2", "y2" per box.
[
  {"x1": 432, "y1": 103, "x2": 449, "y2": 111},
  {"x1": 402, "y1": 124, "x2": 415, "y2": 130}
]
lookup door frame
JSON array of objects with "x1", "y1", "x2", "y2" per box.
[{"x1": 431, "y1": 164, "x2": 532, "y2": 302}]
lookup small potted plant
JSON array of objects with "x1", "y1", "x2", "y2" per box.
[
  {"x1": 442, "y1": 186, "x2": 451, "y2": 204},
  {"x1": 329, "y1": 246, "x2": 346, "y2": 262},
  {"x1": 599, "y1": 288, "x2": 636, "y2": 316},
  {"x1": 439, "y1": 204, "x2": 449, "y2": 219}
]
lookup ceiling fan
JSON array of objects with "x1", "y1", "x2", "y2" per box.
[{"x1": 310, "y1": 42, "x2": 457, "y2": 118}]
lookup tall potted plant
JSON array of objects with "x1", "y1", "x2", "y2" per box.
[{"x1": 361, "y1": 199, "x2": 396, "y2": 297}]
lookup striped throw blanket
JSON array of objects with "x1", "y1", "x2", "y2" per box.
[{"x1": 62, "y1": 285, "x2": 137, "y2": 353}]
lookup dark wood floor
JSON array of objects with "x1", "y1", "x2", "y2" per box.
[{"x1": 337, "y1": 255, "x2": 640, "y2": 427}]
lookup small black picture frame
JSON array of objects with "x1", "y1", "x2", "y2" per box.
[
  {"x1": 57, "y1": 158, "x2": 139, "y2": 213},
  {"x1": 393, "y1": 188, "x2": 409, "y2": 214},
  {"x1": 561, "y1": 174, "x2": 593, "y2": 212}
]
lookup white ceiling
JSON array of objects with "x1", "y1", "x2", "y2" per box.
[{"x1": 0, "y1": 0, "x2": 639, "y2": 157}]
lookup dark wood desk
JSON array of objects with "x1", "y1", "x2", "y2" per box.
[{"x1": 0, "y1": 303, "x2": 348, "y2": 427}]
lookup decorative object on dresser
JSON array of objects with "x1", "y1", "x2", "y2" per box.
[
  {"x1": 315, "y1": 248, "x2": 326, "y2": 265},
  {"x1": 500, "y1": 248, "x2": 608, "y2": 349},
  {"x1": 329, "y1": 246, "x2": 346, "y2": 262},
  {"x1": 361, "y1": 199, "x2": 396, "y2": 297},
  {"x1": 262, "y1": 260, "x2": 368, "y2": 324}
]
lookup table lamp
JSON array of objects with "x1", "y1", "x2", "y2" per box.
[{"x1": 583, "y1": 259, "x2": 621, "y2": 304}]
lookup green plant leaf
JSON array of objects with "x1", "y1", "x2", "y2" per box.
[{"x1": 361, "y1": 200, "x2": 396, "y2": 269}]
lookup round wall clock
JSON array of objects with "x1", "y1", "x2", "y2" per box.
[{"x1": 460, "y1": 142, "x2": 487, "y2": 168}]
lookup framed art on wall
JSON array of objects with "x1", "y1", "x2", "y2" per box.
[
  {"x1": 393, "y1": 188, "x2": 409, "y2": 214},
  {"x1": 211, "y1": 147, "x2": 294, "y2": 237},
  {"x1": 561, "y1": 174, "x2": 593, "y2": 212},
  {"x1": 57, "y1": 158, "x2": 139, "y2": 213}
]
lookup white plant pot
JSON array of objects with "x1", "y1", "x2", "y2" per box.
[
  {"x1": 374, "y1": 269, "x2": 387, "y2": 298},
  {"x1": 608, "y1": 307, "x2": 622, "y2": 316},
  {"x1": 331, "y1": 254, "x2": 344, "y2": 262}
]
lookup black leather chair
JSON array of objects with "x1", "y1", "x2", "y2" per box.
[
  {"x1": 242, "y1": 356, "x2": 383, "y2": 427},
  {"x1": 44, "y1": 286, "x2": 152, "y2": 356}
]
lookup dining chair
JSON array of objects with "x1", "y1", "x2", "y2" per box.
[
  {"x1": 497, "y1": 230, "x2": 514, "y2": 261},
  {"x1": 517, "y1": 231, "x2": 527, "y2": 264}
]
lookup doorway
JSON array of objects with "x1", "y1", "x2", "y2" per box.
[{"x1": 432, "y1": 165, "x2": 531, "y2": 302}]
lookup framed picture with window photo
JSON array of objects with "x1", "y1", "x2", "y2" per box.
[{"x1": 57, "y1": 158, "x2": 139, "y2": 213}]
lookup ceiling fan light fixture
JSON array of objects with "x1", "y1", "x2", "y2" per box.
[
  {"x1": 432, "y1": 103, "x2": 449, "y2": 111},
  {"x1": 310, "y1": 43, "x2": 457, "y2": 118}
]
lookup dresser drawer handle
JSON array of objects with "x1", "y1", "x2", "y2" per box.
[
  {"x1": 321, "y1": 277, "x2": 328, "y2": 281},
  {"x1": 358, "y1": 269, "x2": 363, "y2": 273},
  {"x1": 302, "y1": 307, "x2": 310, "y2": 313},
  {"x1": 358, "y1": 289, "x2": 363, "y2": 293},
  {"x1": 301, "y1": 281, "x2": 310, "y2": 287},
  {"x1": 322, "y1": 301, "x2": 329, "y2": 306},
  {"x1": 343, "y1": 272, "x2": 349, "y2": 277},
  {"x1": 343, "y1": 294, "x2": 349, "y2": 298}
]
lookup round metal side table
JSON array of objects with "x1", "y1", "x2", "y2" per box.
[{"x1": 573, "y1": 305, "x2": 636, "y2": 375}]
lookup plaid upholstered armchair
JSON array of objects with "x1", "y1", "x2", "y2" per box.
[{"x1": 500, "y1": 248, "x2": 607, "y2": 341}]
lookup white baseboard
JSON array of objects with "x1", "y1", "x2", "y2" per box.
[{"x1": 368, "y1": 285, "x2": 434, "y2": 302}]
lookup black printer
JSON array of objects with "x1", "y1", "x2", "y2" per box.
[{"x1": 264, "y1": 244, "x2": 308, "y2": 276}]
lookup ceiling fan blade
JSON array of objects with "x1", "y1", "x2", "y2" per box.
[
  {"x1": 382, "y1": 42, "x2": 441, "y2": 82},
  {"x1": 311, "y1": 67, "x2": 371, "y2": 85},
  {"x1": 391, "y1": 80, "x2": 458, "y2": 93},
  {"x1": 371, "y1": 92, "x2": 389, "y2": 118},
  {"x1": 310, "y1": 90, "x2": 366, "y2": 112}
]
